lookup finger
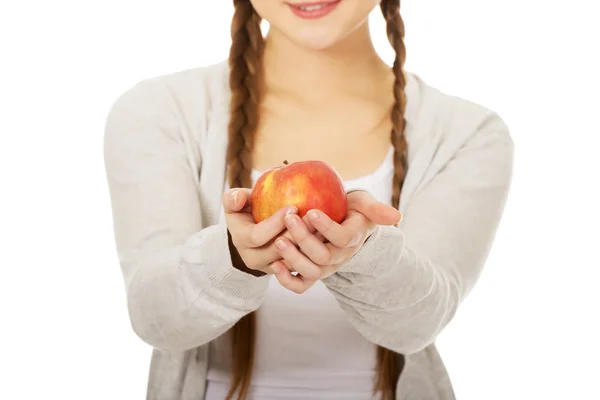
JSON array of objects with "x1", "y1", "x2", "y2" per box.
[
  {"x1": 246, "y1": 206, "x2": 298, "y2": 248},
  {"x1": 274, "y1": 237, "x2": 322, "y2": 280},
  {"x1": 279, "y1": 213, "x2": 321, "y2": 244},
  {"x1": 315, "y1": 231, "x2": 326, "y2": 242},
  {"x1": 222, "y1": 188, "x2": 252, "y2": 214},
  {"x1": 236, "y1": 246, "x2": 279, "y2": 273},
  {"x1": 306, "y1": 209, "x2": 363, "y2": 249},
  {"x1": 223, "y1": 189, "x2": 258, "y2": 244},
  {"x1": 347, "y1": 190, "x2": 402, "y2": 225},
  {"x1": 271, "y1": 260, "x2": 317, "y2": 294},
  {"x1": 249, "y1": 215, "x2": 316, "y2": 267},
  {"x1": 257, "y1": 225, "x2": 324, "y2": 268},
  {"x1": 284, "y1": 213, "x2": 332, "y2": 266},
  {"x1": 242, "y1": 238, "x2": 295, "y2": 272}
]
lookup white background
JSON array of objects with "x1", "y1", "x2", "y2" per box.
[{"x1": 1, "y1": 0, "x2": 599, "y2": 399}]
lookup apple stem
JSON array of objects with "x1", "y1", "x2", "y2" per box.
[{"x1": 283, "y1": 160, "x2": 289, "y2": 165}]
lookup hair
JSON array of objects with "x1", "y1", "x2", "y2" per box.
[{"x1": 225, "y1": 0, "x2": 408, "y2": 399}]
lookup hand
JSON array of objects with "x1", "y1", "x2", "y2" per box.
[
  {"x1": 223, "y1": 188, "x2": 323, "y2": 280},
  {"x1": 271, "y1": 190, "x2": 402, "y2": 293}
]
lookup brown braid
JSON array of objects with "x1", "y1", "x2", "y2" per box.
[
  {"x1": 381, "y1": 0, "x2": 409, "y2": 208},
  {"x1": 374, "y1": 1, "x2": 409, "y2": 399},
  {"x1": 226, "y1": 0, "x2": 264, "y2": 189},
  {"x1": 224, "y1": 1, "x2": 408, "y2": 399},
  {"x1": 226, "y1": 1, "x2": 264, "y2": 399}
]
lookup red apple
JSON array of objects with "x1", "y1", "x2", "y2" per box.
[{"x1": 250, "y1": 160, "x2": 347, "y2": 224}]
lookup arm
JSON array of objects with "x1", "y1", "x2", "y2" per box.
[
  {"x1": 104, "y1": 80, "x2": 269, "y2": 352},
  {"x1": 322, "y1": 112, "x2": 514, "y2": 355}
]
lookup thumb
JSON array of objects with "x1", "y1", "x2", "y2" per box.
[
  {"x1": 222, "y1": 188, "x2": 252, "y2": 214},
  {"x1": 347, "y1": 190, "x2": 402, "y2": 226}
]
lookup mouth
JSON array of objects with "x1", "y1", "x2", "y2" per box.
[{"x1": 286, "y1": 0, "x2": 342, "y2": 19}]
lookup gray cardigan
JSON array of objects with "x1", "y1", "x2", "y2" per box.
[{"x1": 103, "y1": 60, "x2": 514, "y2": 399}]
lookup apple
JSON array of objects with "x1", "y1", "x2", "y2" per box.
[{"x1": 250, "y1": 160, "x2": 348, "y2": 224}]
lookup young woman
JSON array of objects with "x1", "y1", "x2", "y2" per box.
[{"x1": 104, "y1": 0, "x2": 514, "y2": 399}]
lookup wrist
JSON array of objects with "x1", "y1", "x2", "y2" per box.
[{"x1": 227, "y1": 229, "x2": 267, "y2": 277}]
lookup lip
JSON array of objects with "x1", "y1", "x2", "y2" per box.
[{"x1": 286, "y1": 0, "x2": 342, "y2": 20}]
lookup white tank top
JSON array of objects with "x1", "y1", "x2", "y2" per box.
[{"x1": 207, "y1": 147, "x2": 394, "y2": 399}]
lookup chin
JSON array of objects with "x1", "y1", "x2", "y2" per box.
[
  {"x1": 289, "y1": 26, "x2": 348, "y2": 50},
  {"x1": 252, "y1": 0, "x2": 380, "y2": 50}
]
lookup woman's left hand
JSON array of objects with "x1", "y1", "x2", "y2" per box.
[{"x1": 271, "y1": 190, "x2": 402, "y2": 293}]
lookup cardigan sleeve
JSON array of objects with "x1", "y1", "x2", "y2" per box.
[
  {"x1": 322, "y1": 111, "x2": 514, "y2": 355},
  {"x1": 104, "y1": 79, "x2": 269, "y2": 352}
]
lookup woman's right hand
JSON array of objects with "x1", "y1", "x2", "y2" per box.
[{"x1": 223, "y1": 188, "x2": 324, "y2": 280}]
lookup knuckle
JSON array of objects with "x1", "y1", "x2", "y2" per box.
[
  {"x1": 284, "y1": 233, "x2": 297, "y2": 246},
  {"x1": 248, "y1": 229, "x2": 261, "y2": 247},
  {"x1": 315, "y1": 251, "x2": 332, "y2": 266},
  {"x1": 318, "y1": 221, "x2": 332, "y2": 233},
  {"x1": 311, "y1": 255, "x2": 326, "y2": 267},
  {"x1": 295, "y1": 229, "x2": 311, "y2": 243}
]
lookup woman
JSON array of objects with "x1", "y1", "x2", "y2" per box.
[{"x1": 104, "y1": 0, "x2": 514, "y2": 399}]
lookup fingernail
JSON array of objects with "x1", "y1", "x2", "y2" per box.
[
  {"x1": 231, "y1": 189, "x2": 238, "y2": 205},
  {"x1": 285, "y1": 214, "x2": 298, "y2": 228},
  {"x1": 275, "y1": 239, "x2": 288, "y2": 250},
  {"x1": 272, "y1": 264, "x2": 282, "y2": 274},
  {"x1": 286, "y1": 206, "x2": 298, "y2": 215},
  {"x1": 308, "y1": 210, "x2": 319, "y2": 220}
]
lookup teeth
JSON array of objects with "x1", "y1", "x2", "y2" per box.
[{"x1": 299, "y1": 4, "x2": 327, "y2": 11}]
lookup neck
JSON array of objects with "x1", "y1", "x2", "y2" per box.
[{"x1": 262, "y1": 22, "x2": 390, "y2": 97}]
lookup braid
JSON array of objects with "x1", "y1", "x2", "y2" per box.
[
  {"x1": 227, "y1": 0, "x2": 264, "y2": 189},
  {"x1": 381, "y1": 0, "x2": 408, "y2": 209},
  {"x1": 226, "y1": 1, "x2": 264, "y2": 399},
  {"x1": 374, "y1": 1, "x2": 409, "y2": 399}
]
